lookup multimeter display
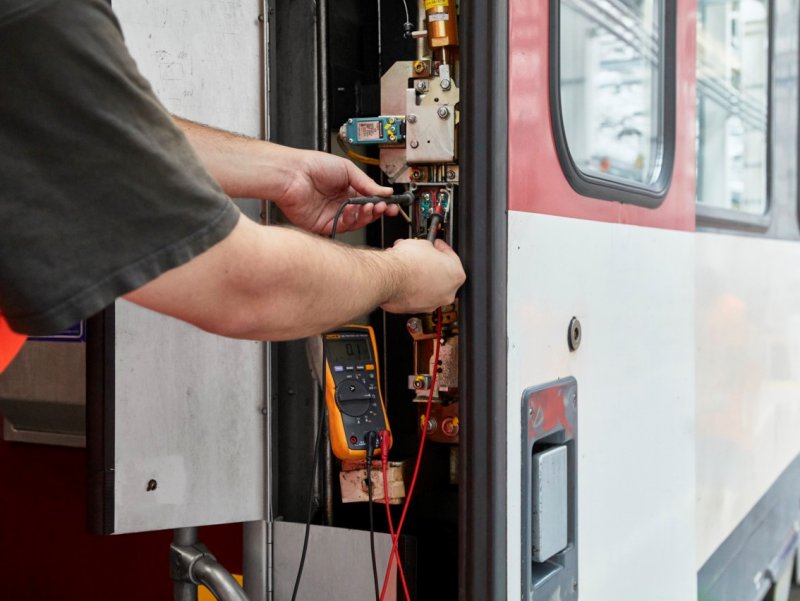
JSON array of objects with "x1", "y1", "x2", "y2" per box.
[
  {"x1": 324, "y1": 326, "x2": 391, "y2": 460},
  {"x1": 328, "y1": 340, "x2": 370, "y2": 364}
]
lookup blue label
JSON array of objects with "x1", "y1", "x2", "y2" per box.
[{"x1": 29, "y1": 321, "x2": 86, "y2": 343}]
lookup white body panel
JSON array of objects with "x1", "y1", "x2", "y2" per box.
[
  {"x1": 111, "y1": 1, "x2": 265, "y2": 533},
  {"x1": 507, "y1": 212, "x2": 697, "y2": 600},
  {"x1": 696, "y1": 232, "x2": 800, "y2": 566}
]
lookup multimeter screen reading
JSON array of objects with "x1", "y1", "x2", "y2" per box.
[{"x1": 328, "y1": 339, "x2": 370, "y2": 364}]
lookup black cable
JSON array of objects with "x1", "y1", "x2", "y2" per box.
[
  {"x1": 331, "y1": 193, "x2": 415, "y2": 239},
  {"x1": 366, "y1": 431, "x2": 380, "y2": 601},
  {"x1": 426, "y1": 212, "x2": 444, "y2": 243},
  {"x1": 290, "y1": 383, "x2": 327, "y2": 601},
  {"x1": 291, "y1": 199, "x2": 376, "y2": 600},
  {"x1": 293, "y1": 196, "x2": 412, "y2": 600}
]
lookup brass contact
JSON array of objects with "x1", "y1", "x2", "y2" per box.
[{"x1": 425, "y1": 0, "x2": 458, "y2": 48}]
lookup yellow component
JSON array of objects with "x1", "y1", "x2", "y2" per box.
[
  {"x1": 365, "y1": 364, "x2": 375, "y2": 371},
  {"x1": 199, "y1": 575, "x2": 243, "y2": 601},
  {"x1": 425, "y1": 0, "x2": 448, "y2": 8},
  {"x1": 452, "y1": 417, "x2": 459, "y2": 427},
  {"x1": 336, "y1": 134, "x2": 380, "y2": 166},
  {"x1": 388, "y1": 117, "x2": 396, "y2": 125}
]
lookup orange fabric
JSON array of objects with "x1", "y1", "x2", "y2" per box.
[{"x1": 0, "y1": 314, "x2": 26, "y2": 373}]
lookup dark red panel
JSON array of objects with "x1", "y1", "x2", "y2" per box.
[
  {"x1": 0, "y1": 437, "x2": 242, "y2": 600},
  {"x1": 508, "y1": 0, "x2": 696, "y2": 231}
]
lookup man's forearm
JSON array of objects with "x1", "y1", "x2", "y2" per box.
[
  {"x1": 175, "y1": 116, "x2": 296, "y2": 200},
  {"x1": 124, "y1": 215, "x2": 404, "y2": 340}
]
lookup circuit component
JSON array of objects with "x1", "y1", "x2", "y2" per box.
[
  {"x1": 425, "y1": 0, "x2": 458, "y2": 49},
  {"x1": 411, "y1": 185, "x2": 453, "y2": 239},
  {"x1": 406, "y1": 303, "x2": 459, "y2": 406},
  {"x1": 344, "y1": 116, "x2": 405, "y2": 145}
]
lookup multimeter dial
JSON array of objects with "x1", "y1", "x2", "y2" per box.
[{"x1": 336, "y1": 380, "x2": 372, "y2": 417}]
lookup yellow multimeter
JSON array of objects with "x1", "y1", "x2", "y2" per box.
[{"x1": 323, "y1": 325, "x2": 392, "y2": 460}]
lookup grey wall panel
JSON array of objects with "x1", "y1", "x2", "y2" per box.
[
  {"x1": 273, "y1": 521, "x2": 398, "y2": 601},
  {"x1": 108, "y1": 0, "x2": 266, "y2": 533},
  {"x1": 113, "y1": 302, "x2": 264, "y2": 533}
]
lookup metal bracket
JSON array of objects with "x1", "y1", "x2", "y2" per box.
[
  {"x1": 171, "y1": 528, "x2": 250, "y2": 601},
  {"x1": 521, "y1": 378, "x2": 578, "y2": 600},
  {"x1": 171, "y1": 540, "x2": 213, "y2": 586}
]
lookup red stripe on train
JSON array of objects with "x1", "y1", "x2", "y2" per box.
[{"x1": 508, "y1": 0, "x2": 697, "y2": 231}]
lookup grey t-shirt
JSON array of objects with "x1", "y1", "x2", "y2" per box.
[{"x1": 0, "y1": 0, "x2": 241, "y2": 334}]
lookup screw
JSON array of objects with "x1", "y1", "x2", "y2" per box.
[
  {"x1": 146, "y1": 479, "x2": 158, "y2": 492},
  {"x1": 437, "y1": 106, "x2": 450, "y2": 119},
  {"x1": 407, "y1": 114, "x2": 417, "y2": 124},
  {"x1": 414, "y1": 61, "x2": 425, "y2": 74},
  {"x1": 347, "y1": 138, "x2": 354, "y2": 144},
  {"x1": 412, "y1": 169, "x2": 422, "y2": 180},
  {"x1": 415, "y1": 80, "x2": 428, "y2": 93},
  {"x1": 347, "y1": 118, "x2": 353, "y2": 124},
  {"x1": 447, "y1": 169, "x2": 456, "y2": 180},
  {"x1": 410, "y1": 140, "x2": 419, "y2": 149},
  {"x1": 568, "y1": 317, "x2": 582, "y2": 351},
  {"x1": 440, "y1": 78, "x2": 451, "y2": 90}
]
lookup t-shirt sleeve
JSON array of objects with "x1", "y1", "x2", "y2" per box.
[{"x1": 0, "y1": 0, "x2": 241, "y2": 335}]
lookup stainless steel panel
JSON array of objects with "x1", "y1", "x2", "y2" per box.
[
  {"x1": 107, "y1": 0, "x2": 267, "y2": 534},
  {"x1": 273, "y1": 521, "x2": 397, "y2": 601},
  {"x1": 112, "y1": 301, "x2": 265, "y2": 533}
]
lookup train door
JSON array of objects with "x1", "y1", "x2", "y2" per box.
[{"x1": 508, "y1": 1, "x2": 697, "y2": 599}]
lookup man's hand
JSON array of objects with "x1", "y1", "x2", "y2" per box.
[
  {"x1": 176, "y1": 117, "x2": 396, "y2": 235},
  {"x1": 381, "y1": 239, "x2": 466, "y2": 314},
  {"x1": 276, "y1": 148, "x2": 397, "y2": 235}
]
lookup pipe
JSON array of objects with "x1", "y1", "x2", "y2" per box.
[
  {"x1": 416, "y1": 0, "x2": 428, "y2": 61},
  {"x1": 173, "y1": 528, "x2": 200, "y2": 601},
  {"x1": 316, "y1": 0, "x2": 329, "y2": 153},
  {"x1": 194, "y1": 556, "x2": 251, "y2": 601}
]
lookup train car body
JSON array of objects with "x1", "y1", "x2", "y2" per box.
[
  {"x1": 485, "y1": 0, "x2": 800, "y2": 598},
  {"x1": 1, "y1": 1, "x2": 799, "y2": 600}
]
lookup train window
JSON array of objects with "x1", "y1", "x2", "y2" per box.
[
  {"x1": 696, "y1": 0, "x2": 770, "y2": 215},
  {"x1": 552, "y1": 0, "x2": 676, "y2": 206}
]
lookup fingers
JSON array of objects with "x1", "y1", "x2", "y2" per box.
[
  {"x1": 346, "y1": 162, "x2": 393, "y2": 197},
  {"x1": 433, "y1": 239, "x2": 457, "y2": 255},
  {"x1": 330, "y1": 199, "x2": 403, "y2": 235}
]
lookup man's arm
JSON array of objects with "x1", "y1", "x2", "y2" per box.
[
  {"x1": 175, "y1": 117, "x2": 396, "y2": 234},
  {"x1": 124, "y1": 215, "x2": 465, "y2": 341}
]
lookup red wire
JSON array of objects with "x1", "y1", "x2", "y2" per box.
[
  {"x1": 379, "y1": 307, "x2": 443, "y2": 601},
  {"x1": 381, "y1": 440, "x2": 411, "y2": 601}
]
